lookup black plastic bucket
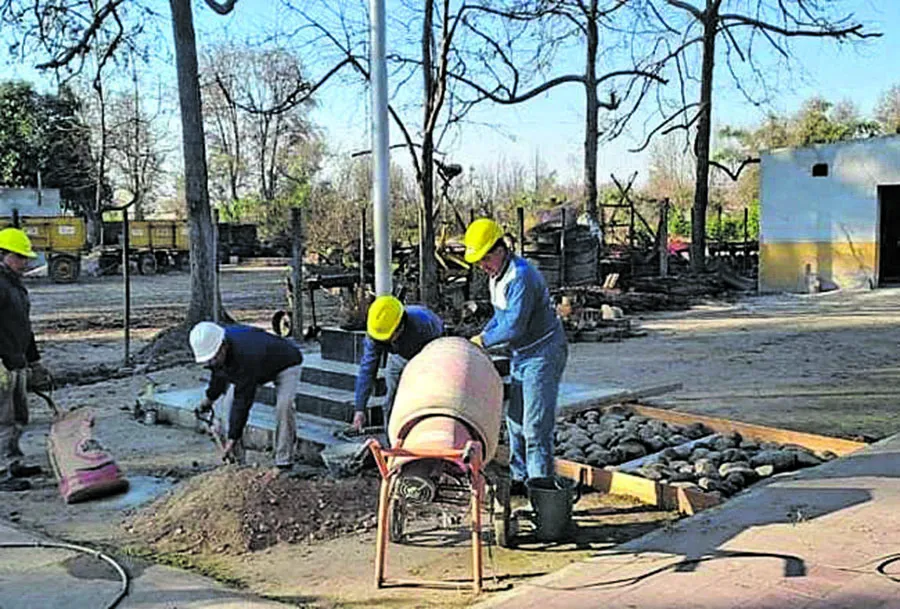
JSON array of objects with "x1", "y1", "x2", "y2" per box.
[{"x1": 526, "y1": 476, "x2": 578, "y2": 542}]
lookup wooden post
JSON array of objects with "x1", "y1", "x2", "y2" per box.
[
  {"x1": 629, "y1": 201, "x2": 635, "y2": 279},
  {"x1": 122, "y1": 207, "x2": 131, "y2": 365},
  {"x1": 659, "y1": 199, "x2": 669, "y2": 278},
  {"x1": 212, "y1": 209, "x2": 220, "y2": 323},
  {"x1": 11, "y1": 209, "x2": 19, "y2": 228},
  {"x1": 559, "y1": 207, "x2": 567, "y2": 288},
  {"x1": 743, "y1": 207, "x2": 750, "y2": 274},
  {"x1": 517, "y1": 206, "x2": 525, "y2": 256},
  {"x1": 291, "y1": 208, "x2": 304, "y2": 341}
]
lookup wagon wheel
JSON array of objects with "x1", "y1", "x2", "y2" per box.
[
  {"x1": 388, "y1": 495, "x2": 407, "y2": 543},
  {"x1": 49, "y1": 255, "x2": 80, "y2": 284},
  {"x1": 271, "y1": 310, "x2": 292, "y2": 337},
  {"x1": 138, "y1": 252, "x2": 157, "y2": 275}
]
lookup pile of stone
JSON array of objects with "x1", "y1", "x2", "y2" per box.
[
  {"x1": 554, "y1": 405, "x2": 711, "y2": 467},
  {"x1": 555, "y1": 405, "x2": 837, "y2": 498}
]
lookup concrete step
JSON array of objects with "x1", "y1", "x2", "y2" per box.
[
  {"x1": 254, "y1": 381, "x2": 384, "y2": 424},
  {"x1": 300, "y1": 352, "x2": 386, "y2": 396},
  {"x1": 148, "y1": 387, "x2": 376, "y2": 463}
]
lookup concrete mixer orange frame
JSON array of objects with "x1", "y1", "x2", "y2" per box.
[{"x1": 365, "y1": 435, "x2": 486, "y2": 594}]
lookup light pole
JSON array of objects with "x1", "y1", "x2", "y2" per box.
[{"x1": 370, "y1": 0, "x2": 391, "y2": 296}]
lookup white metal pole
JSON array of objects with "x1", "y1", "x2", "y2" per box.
[{"x1": 370, "y1": 0, "x2": 392, "y2": 296}]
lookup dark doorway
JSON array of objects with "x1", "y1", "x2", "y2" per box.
[{"x1": 878, "y1": 185, "x2": 900, "y2": 285}]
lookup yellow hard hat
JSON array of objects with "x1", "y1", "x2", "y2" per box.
[
  {"x1": 367, "y1": 295, "x2": 404, "y2": 342},
  {"x1": 0, "y1": 228, "x2": 37, "y2": 258},
  {"x1": 464, "y1": 218, "x2": 504, "y2": 264}
]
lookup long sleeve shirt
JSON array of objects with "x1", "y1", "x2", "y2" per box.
[
  {"x1": 354, "y1": 305, "x2": 444, "y2": 412},
  {"x1": 482, "y1": 254, "x2": 560, "y2": 354},
  {"x1": 205, "y1": 324, "x2": 304, "y2": 440},
  {"x1": 0, "y1": 263, "x2": 39, "y2": 370}
]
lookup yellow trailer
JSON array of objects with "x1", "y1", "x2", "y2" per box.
[{"x1": 0, "y1": 216, "x2": 87, "y2": 283}]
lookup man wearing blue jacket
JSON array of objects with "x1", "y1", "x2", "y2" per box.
[
  {"x1": 190, "y1": 322, "x2": 303, "y2": 469},
  {"x1": 464, "y1": 218, "x2": 568, "y2": 494},
  {"x1": 353, "y1": 295, "x2": 443, "y2": 434}
]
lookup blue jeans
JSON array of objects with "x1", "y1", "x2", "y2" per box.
[{"x1": 506, "y1": 326, "x2": 568, "y2": 481}]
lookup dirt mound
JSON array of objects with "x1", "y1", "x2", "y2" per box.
[{"x1": 127, "y1": 466, "x2": 380, "y2": 554}]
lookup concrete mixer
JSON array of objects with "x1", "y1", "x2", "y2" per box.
[{"x1": 365, "y1": 336, "x2": 512, "y2": 593}]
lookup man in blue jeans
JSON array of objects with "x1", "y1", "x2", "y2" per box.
[
  {"x1": 465, "y1": 218, "x2": 568, "y2": 495},
  {"x1": 353, "y1": 295, "x2": 443, "y2": 434}
]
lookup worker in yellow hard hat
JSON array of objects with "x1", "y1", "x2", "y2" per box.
[
  {"x1": 354, "y1": 295, "x2": 443, "y2": 434},
  {"x1": 0, "y1": 228, "x2": 49, "y2": 491},
  {"x1": 464, "y1": 218, "x2": 568, "y2": 496}
]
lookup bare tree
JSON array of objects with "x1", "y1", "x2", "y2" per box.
[
  {"x1": 448, "y1": 0, "x2": 668, "y2": 223},
  {"x1": 106, "y1": 61, "x2": 168, "y2": 219},
  {"x1": 637, "y1": 0, "x2": 879, "y2": 271},
  {"x1": 875, "y1": 84, "x2": 900, "y2": 135},
  {"x1": 285, "y1": 0, "x2": 488, "y2": 306},
  {"x1": 201, "y1": 42, "x2": 317, "y2": 234}
]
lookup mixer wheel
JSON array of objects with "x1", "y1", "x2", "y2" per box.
[{"x1": 389, "y1": 496, "x2": 407, "y2": 543}]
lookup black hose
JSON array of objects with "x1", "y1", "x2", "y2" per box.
[{"x1": 0, "y1": 540, "x2": 129, "y2": 609}]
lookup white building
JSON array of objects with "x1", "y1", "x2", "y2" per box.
[{"x1": 759, "y1": 135, "x2": 900, "y2": 292}]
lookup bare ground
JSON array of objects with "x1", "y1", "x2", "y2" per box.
[{"x1": 5, "y1": 270, "x2": 900, "y2": 607}]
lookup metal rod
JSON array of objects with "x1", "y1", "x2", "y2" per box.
[
  {"x1": 370, "y1": 0, "x2": 391, "y2": 297},
  {"x1": 360, "y1": 207, "x2": 367, "y2": 287},
  {"x1": 291, "y1": 207, "x2": 304, "y2": 341},
  {"x1": 123, "y1": 207, "x2": 131, "y2": 365},
  {"x1": 11, "y1": 209, "x2": 19, "y2": 228}
]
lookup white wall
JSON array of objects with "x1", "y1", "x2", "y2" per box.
[{"x1": 761, "y1": 136, "x2": 900, "y2": 245}]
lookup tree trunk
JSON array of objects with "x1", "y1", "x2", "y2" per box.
[
  {"x1": 419, "y1": 0, "x2": 439, "y2": 307},
  {"x1": 690, "y1": 2, "x2": 719, "y2": 273},
  {"x1": 170, "y1": 0, "x2": 218, "y2": 324},
  {"x1": 583, "y1": 0, "x2": 599, "y2": 223}
]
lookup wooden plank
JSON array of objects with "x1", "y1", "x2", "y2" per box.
[
  {"x1": 559, "y1": 383, "x2": 683, "y2": 416},
  {"x1": 630, "y1": 404, "x2": 865, "y2": 457},
  {"x1": 556, "y1": 459, "x2": 662, "y2": 507}
]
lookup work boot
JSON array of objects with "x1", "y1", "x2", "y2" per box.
[{"x1": 0, "y1": 476, "x2": 31, "y2": 492}]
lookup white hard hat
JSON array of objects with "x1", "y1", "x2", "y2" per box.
[{"x1": 190, "y1": 322, "x2": 226, "y2": 363}]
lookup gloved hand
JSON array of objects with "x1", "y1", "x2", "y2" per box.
[
  {"x1": 197, "y1": 397, "x2": 213, "y2": 414},
  {"x1": 470, "y1": 334, "x2": 485, "y2": 349},
  {"x1": 27, "y1": 362, "x2": 51, "y2": 392},
  {"x1": 352, "y1": 410, "x2": 366, "y2": 433}
]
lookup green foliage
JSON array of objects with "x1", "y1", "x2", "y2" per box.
[
  {"x1": 668, "y1": 206, "x2": 691, "y2": 238},
  {"x1": 0, "y1": 81, "x2": 103, "y2": 213}
]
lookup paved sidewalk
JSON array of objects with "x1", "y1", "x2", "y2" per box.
[
  {"x1": 0, "y1": 521, "x2": 289, "y2": 609},
  {"x1": 476, "y1": 434, "x2": 900, "y2": 609}
]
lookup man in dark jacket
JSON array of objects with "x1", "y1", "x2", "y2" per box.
[
  {"x1": 190, "y1": 322, "x2": 303, "y2": 469},
  {"x1": 353, "y1": 295, "x2": 444, "y2": 434},
  {"x1": 0, "y1": 228, "x2": 48, "y2": 491}
]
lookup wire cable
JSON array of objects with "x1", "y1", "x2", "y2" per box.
[{"x1": 0, "y1": 540, "x2": 129, "y2": 609}]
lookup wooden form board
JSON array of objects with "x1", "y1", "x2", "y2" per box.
[
  {"x1": 553, "y1": 403, "x2": 867, "y2": 516},
  {"x1": 628, "y1": 404, "x2": 865, "y2": 457}
]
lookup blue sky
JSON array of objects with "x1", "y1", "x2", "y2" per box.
[{"x1": 3, "y1": 1, "x2": 898, "y2": 189}]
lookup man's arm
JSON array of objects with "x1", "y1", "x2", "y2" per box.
[
  {"x1": 482, "y1": 279, "x2": 533, "y2": 347},
  {"x1": 354, "y1": 338, "x2": 383, "y2": 413},
  {"x1": 227, "y1": 379, "x2": 257, "y2": 441},
  {"x1": 206, "y1": 368, "x2": 229, "y2": 403}
]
